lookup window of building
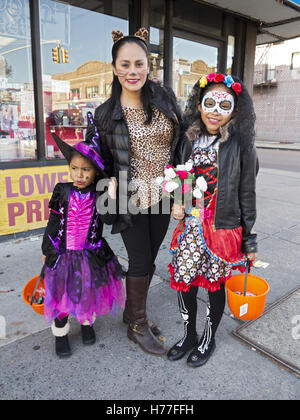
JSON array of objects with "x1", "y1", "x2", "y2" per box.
[
  {"x1": 173, "y1": 35, "x2": 218, "y2": 110},
  {"x1": 184, "y1": 83, "x2": 194, "y2": 98},
  {"x1": 150, "y1": 2, "x2": 165, "y2": 84},
  {"x1": 70, "y1": 88, "x2": 80, "y2": 100},
  {"x1": 0, "y1": 0, "x2": 36, "y2": 162},
  {"x1": 149, "y1": 27, "x2": 164, "y2": 83},
  {"x1": 86, "y1": 86, "x2": 99, "y2": 99},
  {"x1": 40, "y1": 0, "x2": 128, "y2": 159},
  {"x1": 226, "y1": 35, "x2": 235, "y2": 74},
  {"x1": 267, "y1": 66, "x2": 276, "y2": 81},
  {"x1": 291, "y1": 52, "x2": 300, "y2": 69}
]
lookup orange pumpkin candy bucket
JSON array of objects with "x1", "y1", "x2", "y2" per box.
[
  {"x1": 23, "y1": 266, "x2": 45, "y2": 316},
  {"x1": 225, "y1": 259, "x2": 270, "y2": 321}
]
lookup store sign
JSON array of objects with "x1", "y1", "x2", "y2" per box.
[{"x1": 0, "y1": 166, "x2": 70, "y2": 236}]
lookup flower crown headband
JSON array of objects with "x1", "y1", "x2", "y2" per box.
[
  {"x1": 112, "y1": 27, "x2": 149, "y2": 45},
  {"x1": 199, "y1": 73, "x2": 242, "y2": 95}
]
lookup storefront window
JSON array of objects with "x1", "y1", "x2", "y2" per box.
[
  {"x1": 150, "y1": 1, "x2": 165, "y2": 85},
  {"x1": 173, "y1": 36, "x2": 218, "y2": 110},
  {"x1": 0, "y1": 0, "x2": 36, "y2": 162},
  {"x1": 40, "y1": 0, "x2": 128, "y2": 159},
  {"x1": 149, "y1": 27, "x2": 164, "y2": 83},
  {"x1": 227, "y1": 35, "x2": 235, "y2": 74}
]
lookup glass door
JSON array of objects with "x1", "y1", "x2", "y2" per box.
[
  {"x1": 173, "y1": 32, "x2": 219, "y2": 110},
  {"x1": 39, "y1": 0, "x2": 128, "y2": 159},
  {"x1": 0, "y1": 0, "x2": 36, "y2": 162}
]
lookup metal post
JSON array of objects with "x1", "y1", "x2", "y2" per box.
[{"x1": 29, "y1": 0, "x2": 45, "y2": 161}]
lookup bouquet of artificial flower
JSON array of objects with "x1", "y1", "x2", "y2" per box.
[{"x1": 156, "y1": 160, "x2": 208, "y2": 209}]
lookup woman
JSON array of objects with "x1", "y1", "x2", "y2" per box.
[{"x1": 89, "y1": 28, "x2": 191, "y2": 356}]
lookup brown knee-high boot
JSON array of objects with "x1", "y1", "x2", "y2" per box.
[
  {"x1": 146, "y1": 265, "x2": 161, "y2": 336},
  {"x1": 126, "y1": 274, "x2": 166, "y2": 356},
  {"x1": 123, "y1": 265, "x2": 161, "y2": 336}
]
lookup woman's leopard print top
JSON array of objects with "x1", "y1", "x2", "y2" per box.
[{"x1": 122, "y1": 105, "x2": 174, "y2": 209}]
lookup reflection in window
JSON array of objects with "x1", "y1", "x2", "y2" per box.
[
  {"x1": 173, "y1": 37, "x2": 218, "y2": 110},
  {"x1": 149, "y1": 27, "x2": 164, "y2": 83},
  {"x1": 40, "y1": 0, "x2": 128, "y2": 159},
  {"x1": 291, "y1": 52, "x2": 300, "y2": 69},
  {"x1": 0, "y1": 0, "x2": 36, "y2": 162},
  {"x1": 227, "y1": 35, "x2": 235, "y2": 74},
  {"x1": 86, "y1": 86, "x2": 99, "y2": 99}
]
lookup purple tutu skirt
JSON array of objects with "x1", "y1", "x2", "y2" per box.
[{"x1": 44, "y1": 251, "x2": 125, "y2": 326}]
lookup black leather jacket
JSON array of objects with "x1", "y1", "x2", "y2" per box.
[
  {"x1": 91, "y1": 82, "x2": 191, "y2": 234},
  {"x1": 186, "y1": 121, "x2": 258, "y2": 254}
]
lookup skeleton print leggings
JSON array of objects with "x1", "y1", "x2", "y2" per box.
[{"x1": 177, "y1": 284, "x2": 226, "y2": 350}]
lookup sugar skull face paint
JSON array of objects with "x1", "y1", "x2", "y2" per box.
[{"x1": 201, "y1": 90, "x2": 235, "y2": 116}]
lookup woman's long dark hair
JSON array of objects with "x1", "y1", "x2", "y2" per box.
[{"x1": 109, "y1": 36, "x2": 154, "y2": 125}]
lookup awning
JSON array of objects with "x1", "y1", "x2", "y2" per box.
[{"x1": 197, "y1": 0, "x2": 300, "y2": 44}]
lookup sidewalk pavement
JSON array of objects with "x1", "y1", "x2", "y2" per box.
[
  {"x1": 0, "y1": 166, "x2": 300, "y2": 400},
  {"x1": 256, "y1": 139, "x2": 300, "y2": 151}
]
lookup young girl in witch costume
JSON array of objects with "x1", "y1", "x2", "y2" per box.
[
  {"x1": 42, "y1": 114, "x2": 125, "y2": 357},
  {"x1": 167, "y1": 73, "x2": 258, "y2": 367}
]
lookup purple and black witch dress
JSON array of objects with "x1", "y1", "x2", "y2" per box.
[{"x1": 42, "y1": 182, "x2": 125, "y2": 326}]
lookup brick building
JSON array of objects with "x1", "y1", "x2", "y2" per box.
[{"x1": 253, "y1": 39, "x2": 300, "y2": 144}]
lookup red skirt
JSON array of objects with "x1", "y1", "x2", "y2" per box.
[{"x1": 169, "y1": 195, "x2": 246, "y2": 292}]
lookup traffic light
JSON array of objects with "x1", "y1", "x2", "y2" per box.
[
  {"x1": 61, "y1": 47, "x2": 69, "y2": 64},
  {"x1": 52, "y1": 46, "x2": 60, "y2": 63}
]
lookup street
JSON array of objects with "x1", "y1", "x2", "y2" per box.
[{"x1": 257, "y1": 148, "x2": 300, "y2": 173}]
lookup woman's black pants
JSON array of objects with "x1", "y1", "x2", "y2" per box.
[{"x1": 121, "y1": 206, "x2": 170, "y2": 277}]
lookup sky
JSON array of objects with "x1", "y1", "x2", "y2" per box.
[
  {"x1": 173, "y1": 37, "x2": 218, "y2": 68},
  {"x1": 255, "y1": 37, "x2": 300, "y2": 67}
]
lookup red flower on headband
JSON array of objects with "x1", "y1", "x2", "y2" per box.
[
  {"x1": 206, "y1": 73, "x2": 216, "y2": 82},
  {"x1": 231, "y1": 82, "x2": 242, "y2": 95},
  {"x1": 214, "y1": 73, "x2": 225, "y2": 83}
]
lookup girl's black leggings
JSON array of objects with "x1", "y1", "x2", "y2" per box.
[{"x1": 179, "y1": 283, "x2": 226, "y2": 340}]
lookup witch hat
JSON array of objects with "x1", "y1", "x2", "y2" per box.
[{"x1": 52, "y1": 112, "x2": 106, "y2": 177}]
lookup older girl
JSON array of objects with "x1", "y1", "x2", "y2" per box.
[{"x1": 167, "y1": 73, "x2": 258, "y2": 367}]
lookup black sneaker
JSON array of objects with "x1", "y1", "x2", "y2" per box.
[
  {"x1": 187, "y1": 339, "x2": 216, "y2": 367},
  {"x1": 81, "y1": 325, "x2": 96, "y2": 345}
]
